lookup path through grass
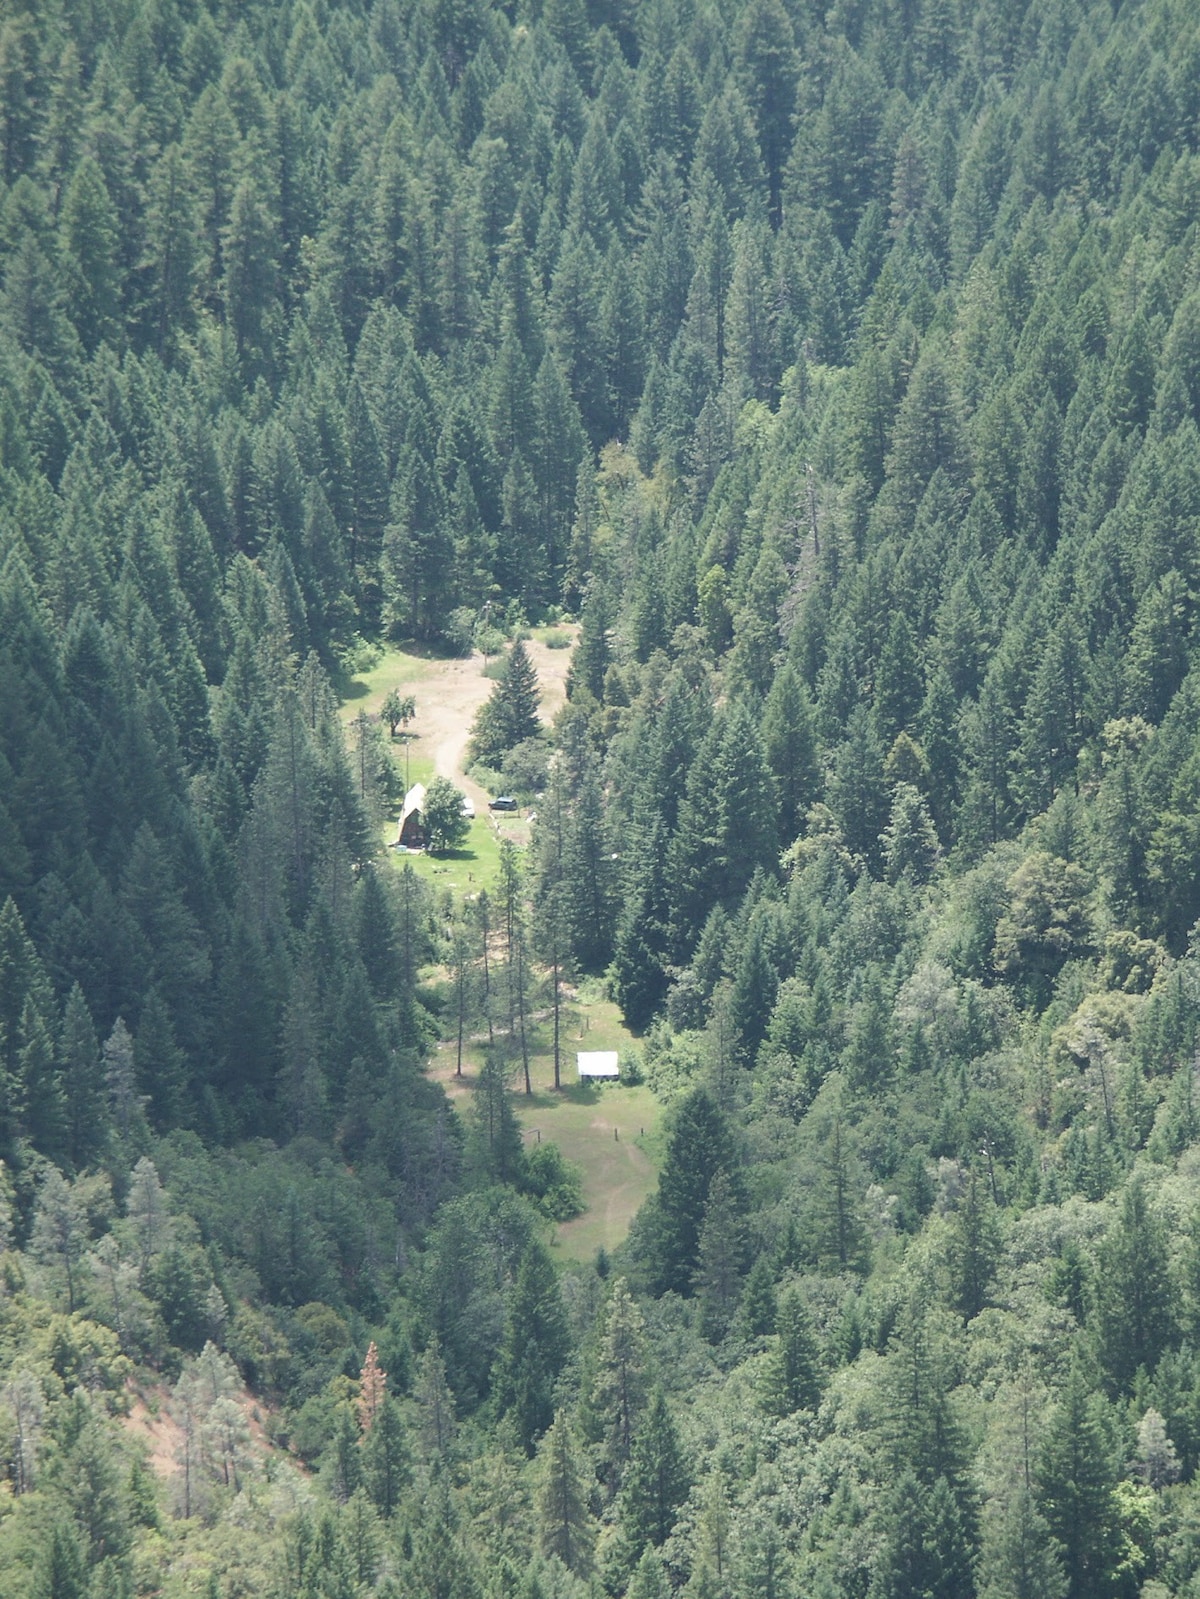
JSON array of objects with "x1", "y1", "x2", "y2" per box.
[
  {"x1": 339, "y1": 642, "x2": 551, "y2": 895},
  {"x1": 342, "y1": 635, "x2": 664, "y2": 1256},
  {"x1": 430, "y1": 992, "x2": 663, "y2": 1262}
]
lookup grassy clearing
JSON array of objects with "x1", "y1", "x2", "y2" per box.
[
  {"x1": 341, "y1": 642, "x2": 508, "y2": 892},
  {"x1": 337, "y1": 645, "x2": 431, "y2": 712},
  {"x1": 384, "y1": 742, "x2": 435, "y2": 793},
  {"x1": 392, "y1": 813, "x2": 517, "y2": 897},
  {"x1": 431, "y1": 993, "x2": 663, "y2": 1262},
  {"x1": 380, "y1": 775, "x2": 533, "y2": 901},
  {"x1": 536, "y1": 1080, "x2": 660, "y2": 1262},
  {"x1": 341, "y1": 635, "x2": 662, "y2": 1257}
]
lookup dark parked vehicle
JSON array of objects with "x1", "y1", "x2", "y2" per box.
[{"x1": 488, "y1": 795, "x2": 518, "y2": 812}]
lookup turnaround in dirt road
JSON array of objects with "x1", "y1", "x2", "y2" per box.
[{"x1": 355, "y1": 631, "x2": 576, "y2": 817}]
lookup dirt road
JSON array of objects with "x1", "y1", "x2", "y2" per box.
[{"x1": 411, "y1": 632, "x2": 575, "y2": 803}]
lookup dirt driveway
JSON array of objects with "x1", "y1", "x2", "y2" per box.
[{"x1": 412, "y1": 632, "x2": 575, "y2": 805}]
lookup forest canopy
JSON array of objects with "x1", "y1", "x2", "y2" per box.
[{"x1": 4, "y1": 0, "x2": 1200, "y2": 1594}]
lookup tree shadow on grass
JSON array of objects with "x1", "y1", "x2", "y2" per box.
[
  {"x1": 567, "y1": 1079, "x2": 601, "y2": 1103},
  {"x1": 394, "y1": 638, "x2": 474, "y2": 662},
  {"x1": 525, "y1": 1079, "x2": 601, "y2": 1111}
]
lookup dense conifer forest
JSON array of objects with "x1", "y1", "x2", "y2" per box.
[{"x1": 5, "y1": 0, "x2": 1200, "y2": 1592}]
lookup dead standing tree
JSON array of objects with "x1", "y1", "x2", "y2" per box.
[{"x1": 499, "y1": 841, "x2": 532, "y2": 1095}]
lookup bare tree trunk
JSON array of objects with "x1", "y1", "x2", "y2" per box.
[
  {"x1": 552, "y1": 947, "x2": 561, "y2": 1091},
  {"x1": 476, "y1": 892, "x2": 494, "y2": 1045},
  {"x1": 517, "y1": 929, "x2": 531, "y2": 1096},
  {"x1": 455, "y1": 933, "x2": 466, "y2": 1078}
]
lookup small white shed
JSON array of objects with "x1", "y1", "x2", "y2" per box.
[{"x1": 577, "y1": 1051, "x2": 620, "y2": 1080}]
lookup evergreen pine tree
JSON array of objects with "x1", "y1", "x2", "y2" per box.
[
  {"x1": 1036, "y1": 1367, "x2": 1122, "y2": 1599},
  {"x1": 1093, "y1": 1177, "x2": 1175, "y2": 1392},
  {"x1": 42, "y1": 1519, "x2": 88, "y2": 1599},
  {"x1": 409, "y1": 1478, "x2": 482, "y2": 1599},
  {"x1": 491, "y1": 1241, "x2": 570, "y2": 1452},
  {"x1": 60, "y1": 984, "x2": 107, "y2": 1172},
  {"x1": 18, "y1": 999, "x2": 66, "y2": 1159},
  {"x1": 886, "y1": 1305, "x2": 975, "y2": 1499},
  {"x1": 737, "y1": 1253, "x2": 778, "y2": 1340},
  {"x1": 0, "y1": 895, "x2": 53, "y2": 1151},
  {"x1": 874, "y1": 613, "x2": 924, "y2": 748},
  {"x1": 728, "y1": 916, "x2": 777, "y2": 1067},
  {"x1": 812, "y1": 1107, "x2": 869, "y2": 1272},
  {"x1": 469, "y1": 639, "x2": 541, "y2": 768},
  {"x1": 882, "y1": 782, "x2": 942, "y2": 882},
  {"x1": 734, "y1": 0, "x2": 799, "y2": 218},
  {"x1": 384, "y1": 427, "x2": 452, "y2": 639},
  {"x1": 919, "y1": 664, "x2": 962, "y2": 839},
  {"x1": 611, "y1": 820, "x2": 673, "y2": 1032},
  {"x1": 569, "y1": 583, "x2": 611, "y2": 705},
  {"x1": 103, "y1": 1018, "x2": 147, "y2": 1153},
  {"x1": 693, "y1": 1169, "x2": 746, "y2": 1342},
  {"x1": 827, "y1": 704, "x2": 889, "y2": 870},
  {"x1": 468, "y1": 1055, "x2": 524, "y2": 1188},
  {"x1": 59, "y1": 157, "x2": 121, "y2": 353},
  {"x1": 668, "y1": 704, "x2": 778, "y2": 955},
  {"x1": 134, "y1": 989, "x2": 189, "y2": 1133},
  {"x1": 760, "y1": 1288, "x2": 821, "y2": 1416},
  {"x1": 592, "y1": 1277, "x2": 650, "y2": 1488},
  {"x1": 562, "y1": 763, "x2": 617, "y2": 974},
  {"x1": 415, "y1": 1340, "x2": 457, "y2": 1465},
  {"x1": 30, "y1": 1167, "x2": 88, "y2": 1313},
  {"x1": 649, "y1": 1088, "x2": 740, "y2": 1296},
  {"x1": 959, "y1": 669, "x2": 1017, "y2": 849},
  {"x1": 621, "y1": 1391, "x2": 689, "y2": 1553},
  {"x1": 535, "y1": 1410, "x2": 593, "y2": 1574},
  {"x1": 947, "y1": 1171, "x2": 1001, "y2": 1323},
  {"x1": 362, "y1": 1396, "x2": 411, "y2": 1518},
  {"x1": 761, "y1": 663, "x2": 821, "y2": 847},
  {"x1": 978, "y1": 1481, "x2": 1067, "y2": 1599},
  {"x1": 627, "y1": 1546, "x2": 672, "y2": 1599}
]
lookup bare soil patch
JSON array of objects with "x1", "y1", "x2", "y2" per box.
[
  {"x1": 124, "y1": 1381, "x2": 184, "y2": 1478},
  {"x1": 417, "y1": 630, "x2": 576, "y2": 808},
  {"x1": 349, "y1": 628, "x2": 576, "y2": 812},
  {"x1": 123, "y1": 1379, "x2": 277, "y2": 1480}
]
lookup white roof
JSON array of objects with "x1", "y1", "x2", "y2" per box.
[{"x1": 577, "y1": 1051, "x2": 619, "y2": 1078}]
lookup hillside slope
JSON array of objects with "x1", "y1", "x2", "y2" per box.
[{"x1": 3, "y1": 0, "x2": 1200, "y2": 1594}]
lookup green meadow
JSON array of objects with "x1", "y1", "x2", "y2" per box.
[{"x1": 345, "y1": 646, "x2": 664, "y2": 1256}]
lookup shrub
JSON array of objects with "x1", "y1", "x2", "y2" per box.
[
  {"x1": 444, "y1": 608, "x2": 478, "y2": 656},
  {"x1": 336, "y1": 635, "x2": 383, "y2": 675},
  {"x1": 523, "y1": 1143, "x2": 584, "y2": 1220},
  {"x1": 500, "y1": 737, "x2": 550, "y2": 796},
  {"x1": 423, "y1": 777, "x2": 471, "y2": 853}
]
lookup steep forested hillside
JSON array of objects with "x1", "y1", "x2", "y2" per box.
[{"x1": 4, "y1": 0, "x2": 1200, "y2": 1592}]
